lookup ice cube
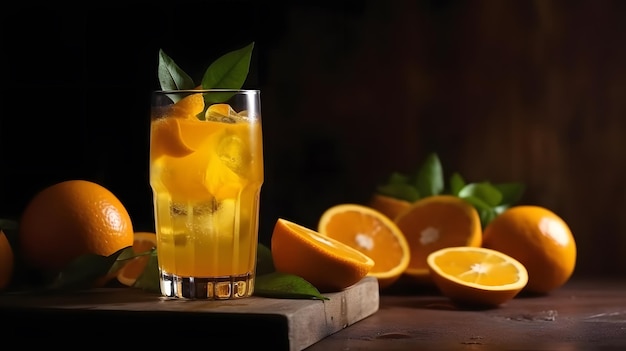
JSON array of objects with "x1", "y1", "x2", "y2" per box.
[
  {"x1": 205, "y1": 103, "x2": 246, "y2": 123},
  {"x1": 217, "y1": 131, "x2": 251, "y2": 176}
]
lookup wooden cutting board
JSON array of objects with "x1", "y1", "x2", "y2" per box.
[{"x1": 0, "y1": 277, "x2": 379, "y2": 350}]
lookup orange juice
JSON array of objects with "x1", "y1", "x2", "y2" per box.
[{"x1": 150, "y1": 90, "x2": 263, "y2": 299}]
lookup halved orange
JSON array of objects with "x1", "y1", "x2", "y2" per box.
[
  {"x1": 271, "y1": 218, "x2": 375, "y2": 292},
  {"x1": 427, "y1": 246, "x2": 528, "y2": 307},
  {"x1": 117, "y1": 232, "x2": 157, "y2": 287},
  {"x1": 395, "y1": 195, "x2": 482, "y2": 284},
  {"x1": 368, "y1": 193, "x2": 412, "y2": 221},
  {"x1": 317, "y1": 203, "x2": 410, "y2": 290}
]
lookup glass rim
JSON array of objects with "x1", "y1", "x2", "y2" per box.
[{"x1": 154, "y1": 89, "x2": 260, "y2": 94}]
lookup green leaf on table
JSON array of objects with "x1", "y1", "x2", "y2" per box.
[
  {"x1": 132, "y1": 249, "x2": 160, "y2": 293},
  {"x1": 256, "y1": 243, "x2": 275, "y2": 276},
  {"x1": 158, "y1": 49, "x2": 196, "y2": 91},
  {"x1": 415, "y1": 152, "x2": 444, "y2": 197},
  {"x1": 44, "y1": 247, "x2": 130, "y2": 291},
  {"x1": 254, "y1": 272, "x2": 329, "y2": 300}
]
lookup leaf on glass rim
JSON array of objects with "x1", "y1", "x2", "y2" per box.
[
  {"x1": 254, "y1": 272, "x2": 329, "y2": 300},
  {"x1": 201, "y1": 42, "x2": 254, "y2": 90},
  {"x1": 158, "y1": 49, "x2": 196, "y2": 91}
]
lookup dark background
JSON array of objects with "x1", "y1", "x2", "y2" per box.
[{"x1": 1, "y1": 1, "x2": 625, "y2": 278}]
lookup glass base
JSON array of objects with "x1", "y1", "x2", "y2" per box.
[{"x1": 160, "y1": 271, "x2": 255, "y2": 299}]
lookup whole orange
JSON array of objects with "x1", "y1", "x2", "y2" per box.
[
  {"x1": 482, "y1": 205, "x2": 576, "y2": 294},
  {"x1": 19, "y1": 180, "x2": 134, "y2": 272}
]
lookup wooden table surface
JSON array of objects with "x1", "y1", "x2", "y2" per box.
[
  {"x1": 0, "y1": 277, "x2": 624, "y2": 350},
  {"x1": 305, "y1": 277, "x2": 626, "y2": 350}
]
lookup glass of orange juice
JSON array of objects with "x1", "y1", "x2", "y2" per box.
[{"x1": 150, "y1": 89, "x2": 263, "y2": 299}]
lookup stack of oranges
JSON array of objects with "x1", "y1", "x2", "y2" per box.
[{"x1": 269, "y1": 192, "x2": 576, "y2": 308}]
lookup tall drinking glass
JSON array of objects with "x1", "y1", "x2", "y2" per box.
[{"x1": 150, "y1": 89, "x2": 263, "y2": 299}]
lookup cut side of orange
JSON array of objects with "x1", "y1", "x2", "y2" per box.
[
  {"x1": 394, "y1": 195, "x2": 482, "y2": 284},
  {"x1": 117, "y1": 232, "x2": 157, "y2": 287},
  {"x1": 427, "y1": 246, "x2": 528, "y2": 307},
  {"x1": 317, "y1": 203, "x2": 410, "y2": 290},
  {"x1": 271, "y1": 218, "x2": 374, "y2": 293}
]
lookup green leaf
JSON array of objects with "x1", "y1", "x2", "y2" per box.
[
  {"x1": 158, "y1": 49, "x2": 196, "y2": 91},
  {"x1": 376, "y1": 183, "x2": 420, "y2": 202},
  {"x1": 44, "y1": 248, "x2": 129, "y2": 291},
  {"x1": 202, "y1": 42, "x2": 254, "y2": 90},
  {"x1": 461, "y1": 196, "x2": 498, "y2": 228},
  {"x1": 0, "y1": 218, "x2": 19, "y2": 247},
  {"x1": 256, "y1": 243, "x2": 275, "y2": 276},
  {"x1": 254, "y1": 272, "x2": 329, "y2": 300},
  {"x1": 458, "y1": 182, "x2": 502, "y2": 207},
  {"x1": 132, "y1": 250, "x2": 160, "y2": 293},
  {"x1": 415, "y1": 152, "x2": 444, "y2": 197},
  {"x1": 493, "y1": 204, "x2": 510, "y2": 216},
  {"x1": 478, "y1": 208, "x2": 498, "y2": 228},
  {"x1": 449, "y1": 172, "x2": 466, "y2": 196},
  {"x1": 376, "y1": 172, "x2": 420, "y2": 201},
  {"x1": 494, "y1": 182, "x2": 525, "y2": 205},
  {"x1": 0, "y1": 218, "x2": 18, "y2": 231}
]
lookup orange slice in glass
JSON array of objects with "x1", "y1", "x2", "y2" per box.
[
  {"x1": 169, "y1": 93, "x2": 204, "y2": 118},
  {"x1": 271, "y1": 218, "x2": 374, "y2": 292},
  {"x1": 317, "y1": 203, "x2": 410, "y2": 290},
  {"x1": 150, "y1": 118, "x2": 195, "y2": 159},
  {"x1": 395, "y1": 195, "x2": 482, "y2": 284},
  {"x1": 151, "y1": 93, "x2": 205, "y2": 159},
  {"x1": 427, "y1": 246, "x2": 528, "y2": 307}
]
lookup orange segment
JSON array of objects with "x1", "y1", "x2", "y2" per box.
[
  {"x1": 117, "y1": 232, "x2": 157, "y2": 287},
  {"x1": 482, "y1": 205, "x2": 576, "y2": 294},
  {"x1": 394, "y1": 195, "x2": 482, "y2": 284},
  {"x1": 317, "y1": 204, "x2": 410, "y2": 290},
  {"x1": 427, "y1": 246, "x2": 528, "y2": 307},
  {"x1": 271, "y1": 218, "x2": 374, "y2": 292}
]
